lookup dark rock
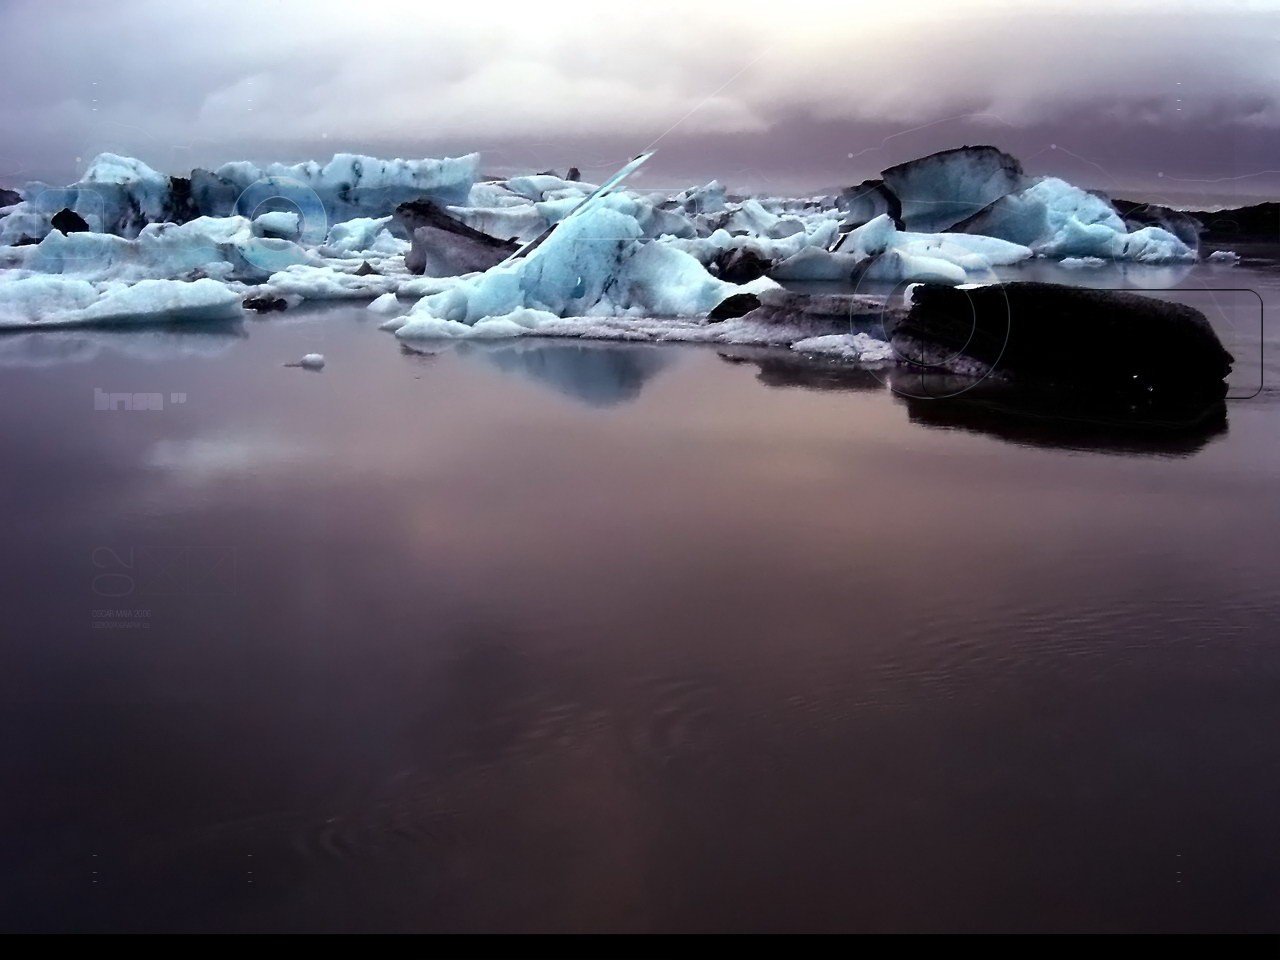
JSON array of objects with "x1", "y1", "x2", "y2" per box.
[
  {"x1": 243, "y1": 295, "x2": 289, "y2": 313},
  {"x1": 881, "y1": 145, "x2": 1025, "y2": 233},
  {"x1": 162, "y1": 176, "x2": 201, "y2": 223},
  {"x1": 355, "y1": 260, "x2": 378, "y2": 276},
  {"x1": 1109, "y1": 197, "x2": 1202, "y2": 248},
  {"x1": 1179, "y1": 202, "x2": 1280, "y2": 244},
  {"x1": 51, "y1": 208, "x2": 90, "y2": 234},
  {"x1": 0, "y1": 187, "x2": 20, "y2": 209},
  {"x1": 891, "y1": 281, "x2": 1233, "y2": 412},
  {"x1": 566, "y1": 167, "x2": 582, "y2": 182},
  {"x1": 714, "y1": 247, "x2": 772, "y2": 284},
  {"x1": 707, "y1": 293, "x2": 760, "y2": 322},
  {"x1": 393, "y1": 199, "x2": 518, "y2": 276}
]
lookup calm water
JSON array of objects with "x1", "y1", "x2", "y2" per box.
[{"x1": 1, "y1": 262, "x2": 1279, "y2": 933}]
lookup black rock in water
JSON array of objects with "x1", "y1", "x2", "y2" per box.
[
  {"x1": 355, "y1": 260, "x2": 379, "y2": 276},
  {"x1": 51, "y1": 208, "x2": 89, "y2": 234},
  {"x1": 707, "y1": 293, "x2": 761, "y2": 322},
  {"x1": 566, "y1": 167, "x2": 582, "y2": 182},
  {"x1": 0, "y1": 187, "x2": 20, "y2": 209},
  {"x1": 393, "y1": 199, "x2": 517, "y2": 276},
  {"x1": 891, "y1": 282, "x2": 1233, "y2": 412},
  {"x1": 243, "y1": 295, "x2": 289, "y2": 313}
]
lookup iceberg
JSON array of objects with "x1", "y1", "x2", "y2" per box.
[
  {"x1": 20, "y1": 215, "x2": 314, "y2": 282},
  {"x1": 953, "y1": 178, "x2": 1194, "y2": 262},
  {"x1": 881, "y1": 146, "x2": 1026, "y2": 233},
  {"x1": 0, "y1": 153, "x2": 174, "y2": 243},
  {"x1": 386, "y1": 194, "x2": 776, "y2": 340},
  {"x1": 0, "y1": 152, "x2": 479, "y2": 246},
  {"x1": 189, "y1": 153, "x2": 480, "y2": 225},
  {"x1": 0, "y1": 276, "x2": 243, "y2": 328},
  {"x1": 774, "y1": 214, "x2": 1032, "y2": 283}
]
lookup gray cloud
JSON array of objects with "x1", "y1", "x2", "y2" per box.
[{"x1": 1, "y1": 0, "x2": 1277, "y2": 203}]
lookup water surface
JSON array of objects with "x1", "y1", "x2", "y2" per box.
[{"x1": 1, "y1": 262, "x2": 1279, "y2": 932}]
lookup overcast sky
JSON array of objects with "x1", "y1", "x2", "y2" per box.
[{"x1": 1, "y1": 0, "x2": 1277, "y2": 203}]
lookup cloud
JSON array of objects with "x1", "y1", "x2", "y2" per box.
[{"x1": 0, "y1": 0, "x2": 1276, "y2": 191}]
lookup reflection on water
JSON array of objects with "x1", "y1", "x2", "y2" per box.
[
  {"x1": 1, "y1": 267, "x2": 1279, "y2": 933},
  {"x1": 0, "y1": 321, "x2": 247, "y2": 367},
  {"x1": 402, "y1": 338, "x2": 673, "y2": 408}
]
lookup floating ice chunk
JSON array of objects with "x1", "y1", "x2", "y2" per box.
[
  {"x1": 367, "y1": 292, "x2": 404, "y2": 315},
  {"x1": 780, "y1": 213, "x2": 1031, "y2": 283},
  {"x1": 1060, "y1": 256, "x2": 1108, "y2": 268},
  {"x1": 791, "y1": 333, "x2": 895, "y2": 362},
  {"x1": 322, "y1": 217, "x2": 405, "y2": 256},
  {"x1": 955, "y1": 177, "x2": 1194, "y2": 262},
  {"x1": 253, "y1": 211, "x2": 301, "y2": 240},
  {"x1": 1207, "y1": 249, "x2": 1240, "y2": 265},
  {"x1": 1, "y1": 152, "x2": 175, "y2": 242},
  {"x1": 882, "y1": 146, "x2": 1026, "y2": 232},
  {"x1": 0, "y1": 276, "x2": 243, "y2": 328},
  {"x1": 193, "y1": 153, "x2": 480, "y2": 223},
  {"x1": 77, "y1": 278, "x2": 243, "y2": 325},
  {"x1": 465, "y1": 182, "x2": 536, "y2": 208},
  {"x1": 447, "y1": 204, "x2": 547, "y2": 244},
  {"x1": 284, "y1": 353, "x2": 326, "y2": 369},
  {"x1": 676, "y1": 181, "x2": 728, "y2": 216},
  {"x1": 0, "y1": 275, "x2": 99, "y2": 325},
  {"x1": 391, "y1": 195, "x2": 774, "y2": 340},
  {"x1": 502, "y1": 174, "x2": 592, "y2": 202},
  {"x1": 23, "y1": 215, "x2": 313, "y2": 282},
  {"x1": 770, "y1": 247, "x2": 863, "y2": 281},
  {"x1": 263, "y1": 262, "x2": 416, "y2": 300},
  {"x1": 722, "y1": 199, "x2": 781, "y2": 236}
]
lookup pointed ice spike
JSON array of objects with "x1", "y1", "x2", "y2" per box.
[{"x1": 499, "y1": 151, "x2": 655, "y2": 265}]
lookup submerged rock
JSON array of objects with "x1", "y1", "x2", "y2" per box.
[
  {"x1": 891, "y1": 282, "x2": 1233, "y2": 411},
  {"x1": 393, "y1": 199, "x2": 517, "y2": 277}
]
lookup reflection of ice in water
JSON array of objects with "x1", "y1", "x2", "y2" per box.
[
  {"x1": 404, "y1": 339, "x2": 673, "y2": 408},
  {"x1": 0, "y1": 322, "x2": 245, "y2": 368}
]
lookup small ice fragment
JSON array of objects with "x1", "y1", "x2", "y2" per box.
[
  {"x1": 285, "y1": 353, "x2": 325, "y2": 370},
  {"x1": 1207, "y1": 250, "x2": 1240, "y2": 265},
  {"x1": 367, "y1": 292, "x2": 402, "y2": 315}
]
